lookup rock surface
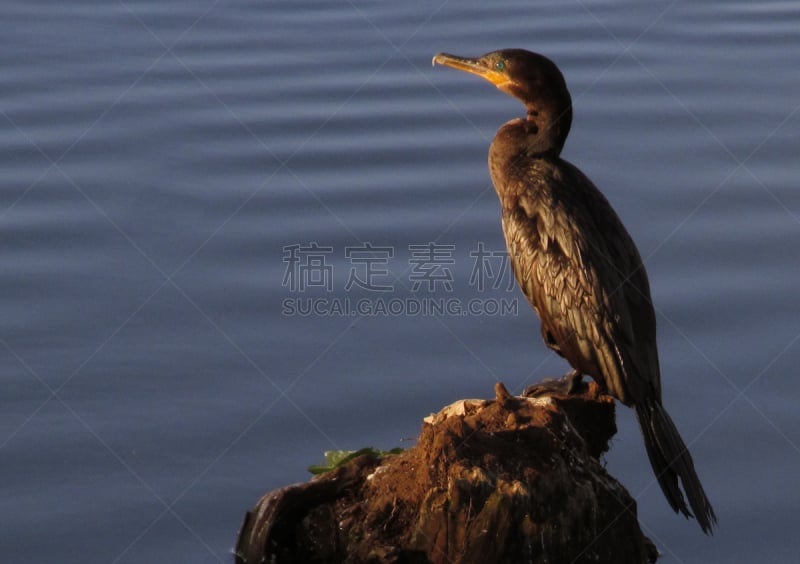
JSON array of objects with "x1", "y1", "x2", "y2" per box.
[{"x1": 235, "y1": 382, "x2": 657, "y2": 564}]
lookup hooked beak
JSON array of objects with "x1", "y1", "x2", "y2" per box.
[{"x1": 432, "y1": 52, "x2": 509, "y2": 87}]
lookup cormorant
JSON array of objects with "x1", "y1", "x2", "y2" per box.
[{"x1": 434, "y1": 49, "x2": 716, "y2": 534}]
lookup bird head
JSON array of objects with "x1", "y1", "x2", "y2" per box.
[{"x1": 433, "y1": 49, "x2": 573, "y2": 153}]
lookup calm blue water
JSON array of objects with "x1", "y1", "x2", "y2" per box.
[{"x1": 2, "y1": 1, "x2": 799, "y2": 562}]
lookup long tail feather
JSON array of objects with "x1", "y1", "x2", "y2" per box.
[{"x1": 635, "y1": 399, "x2": 717, "y2": 534}]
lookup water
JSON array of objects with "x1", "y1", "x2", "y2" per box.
[{"x1": 2, "y1": 1, "x2": 799, "y2": 562}]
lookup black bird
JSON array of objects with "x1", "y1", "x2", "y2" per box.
[{"x1": 434, "y1": 49, "x2": 716, "y2": 533}]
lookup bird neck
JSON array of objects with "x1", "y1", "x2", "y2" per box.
[
  {"x1": 488, "y1": 114, "x2": 572, "y2": 206},
  {"x1": 491, "y1": 115, "x2": 563, "y2": 164},
  {"x1": 524, "y1": 101, "x2": 571, "y2": 156}
]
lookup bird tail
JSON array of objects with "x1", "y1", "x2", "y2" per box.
[{"x1": 635, "y1": 398, "x2": 717, "y2": 534}]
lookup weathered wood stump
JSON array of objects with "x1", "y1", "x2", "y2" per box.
[{"x1": 235, "y1": 382, "x2": 657, "y2": 563}]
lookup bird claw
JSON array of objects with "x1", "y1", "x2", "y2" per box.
[{"x1": 522, "y1": 370, "x2": 585, "y2": 398}]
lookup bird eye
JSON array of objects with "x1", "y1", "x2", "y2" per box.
[{"x1": 495, "y1": 61, "x2": 506, "y2": 71}]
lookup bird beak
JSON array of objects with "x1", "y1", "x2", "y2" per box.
[{"x1": 432, "y1": 53, "x2": 509, "y2": 87}]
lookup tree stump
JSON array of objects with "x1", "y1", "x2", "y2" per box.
[{"x1": 235, "y1": 382, "x2": 657, "y2": 563}]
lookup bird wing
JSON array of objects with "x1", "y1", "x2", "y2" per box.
[{"x1": 501, "y1": 159, "x2": 660, "y2": 404}]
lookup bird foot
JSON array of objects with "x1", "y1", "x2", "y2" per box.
[{"x1": 522, "y1": 370, "x2": 585, "y2": 398}]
